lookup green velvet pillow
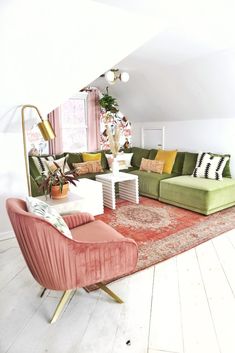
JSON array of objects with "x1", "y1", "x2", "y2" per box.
[
  {"x1": 55, "y1": 153, "x2": 66, "y2": 159},
  {"x1": 66, "y1": 152, "x2": 83, "y2": 169},
  {"x1": 149, "y1": 149, "x2": 158, "y2": 160},
  {"x1": 30, "y1": 175, "x2": 44, "y2": 197},
  {"x1": 131, "y1": 147, "x2": 150, "y2": 168},
  {"x1": 182, "y1": 152, "x2": 198, "y2": 175},
  {"x1": 172, "y1": 152, "x2": 185, "y2": 175},
  {"x1": 29, "y1": 156, "x2": 41, "y2": 181}
]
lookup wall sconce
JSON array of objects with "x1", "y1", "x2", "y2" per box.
[{"x1": 103, "y1": 69, "x2": 130, "y2": 84}]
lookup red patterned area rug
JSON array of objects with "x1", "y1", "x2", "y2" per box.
[{"x1": 96, "y1": 197, "x2": 235, "y2": 272}]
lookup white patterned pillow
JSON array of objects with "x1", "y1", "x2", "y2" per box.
[
  {"x1": 26, "y1": 197, "x2": 72, "y2": 239},
  {"x1": 32, "y1": 155, "x2": 69, "y2": 176},
  {"x1": 105, "y1": 152, "x2": 133, "y2": 170},
  {"x1": 192, "y1": 152, "x2": 229, "y2": 180},
  {"x1": 120, "y1": 152, "x2": 133, "y2": 168},
  {"x1": 46, "y1": 155, "x2": 70, "y2": 173}
]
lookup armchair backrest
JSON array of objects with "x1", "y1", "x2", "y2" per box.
[{"x1": 6, "y1": 198, "x2": 73, "y2": 290}]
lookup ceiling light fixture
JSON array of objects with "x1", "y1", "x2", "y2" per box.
[{"x1": 102, "y1": 69, "x2": 130, "y2": 84}]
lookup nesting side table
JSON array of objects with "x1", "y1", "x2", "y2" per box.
[{"x1": 96, "y1": 172, "x2": 139, "y2": 210}]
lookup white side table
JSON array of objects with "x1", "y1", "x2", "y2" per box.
[
  {"x1": 36, "y1": 178, "x2": 104, "y2": 216},
  {"x1": 96, "y1": 172, "x2": 139, "y2": 210}
]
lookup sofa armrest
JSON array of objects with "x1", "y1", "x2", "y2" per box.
[{"x1": 63, "y1": 212, "x2": 95, "y2": 229}]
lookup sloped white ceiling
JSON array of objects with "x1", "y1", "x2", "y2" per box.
[
  {"x1": 91, "y1": 0, "x2": 235, "y2": 122},
  {"x1": 0, "y1": 0, "x2": 161, "y2": 120}
]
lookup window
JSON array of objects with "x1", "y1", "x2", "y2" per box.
[
  {"x1": 27, "y1": 123, "x2": 49, "y2": 155},
  {"x1": 60, "y1": 92, "x2": 88, "y2": 152}
]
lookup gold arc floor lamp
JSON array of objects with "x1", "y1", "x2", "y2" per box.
[{"x1": 21, "y1": 105, "x2": 56, "y2": 196}]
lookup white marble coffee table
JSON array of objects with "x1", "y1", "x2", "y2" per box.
[
  {"x1": 36, "y1": 178, "x2": 104, "y2": 216},
  {"x1": 96, "y1": 172, "x2": 139, "y2": 210}
]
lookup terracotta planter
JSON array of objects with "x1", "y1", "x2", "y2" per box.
[{"x1": 51, "y1": 183, "x2": 69, "y2": 199}]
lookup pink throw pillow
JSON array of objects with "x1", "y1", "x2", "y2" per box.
[
  {"x1": 73, "y1": 161, "x2": 103, "y2": 175},
  {"x1": 140, "y1": 158, "x2": 165, "y2": 174}
]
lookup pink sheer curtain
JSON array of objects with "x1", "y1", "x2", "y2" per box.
[
  {"x1": 48, "y1": 107, "x2": 63, "y2": 154},
  {"x1": 87, "y1": 89, "x2": 101, "y2": 151}
]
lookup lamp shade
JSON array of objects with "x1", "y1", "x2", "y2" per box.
[
  {"x1": 120, "y1": 72, "x2": 130, "y2": 82},
  {"x1": 37, "y1": 120, "x2": 56, "y2": 141},
  {"x1": 105, "y1": 70, "x2": 115, "y2": 82}
]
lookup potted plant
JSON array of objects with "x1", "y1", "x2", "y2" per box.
[
  {"x1": 37, "y1": 163, "x2": 78, "y2": 199},
  {"x1": 99, "y1": 87, "x2": 119, "y2": 113}
]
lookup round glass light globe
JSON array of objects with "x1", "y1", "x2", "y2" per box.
[
  {"x1": 120, "y1": 72, "x2": 129, "y2": 82},
  {"x1": 105, "y1": 70, "x2": 115, "y2": 82}
]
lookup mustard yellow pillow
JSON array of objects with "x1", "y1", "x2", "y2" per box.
[
  {"x1": 155, "y1": 149, "x2": 177, "y2": 174},
  {"x1": 82, "y1": 152, "x2": 101, "y2": 162}
]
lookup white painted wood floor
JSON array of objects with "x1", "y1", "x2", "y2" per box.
[{"x1": 0, "y1": 229, "x2": 235, "y2": 353}]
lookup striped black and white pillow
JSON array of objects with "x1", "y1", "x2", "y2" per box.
[
  {"x1": 192, "y1": 152, "x2": 229, "y2": 180},
  {"x1": 31, "y1": 156, "x2": 55, "y2": 176}
]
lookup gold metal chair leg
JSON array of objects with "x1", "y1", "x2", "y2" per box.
[
  {"x1": 97, "y1": 282, "x2": 124, "y2": 304},
  {"x1": 50, "y1": 290, "x2": 73, "y2": 324}
]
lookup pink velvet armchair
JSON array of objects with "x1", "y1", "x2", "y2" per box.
[{"x1": 6, "y1": 198, "x2": 138, "y2": 323}]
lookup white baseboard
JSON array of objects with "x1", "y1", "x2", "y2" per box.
[{"x1": 0, "y1": 231, "x2": 14, "y2": 240}]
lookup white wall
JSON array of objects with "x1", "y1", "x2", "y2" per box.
[
  {"x1": 0, "y1": 0, "x2": 160, "y2": 237},
  {"x1": 132, "y1": 119, "x2": 235, "y2": 176}
]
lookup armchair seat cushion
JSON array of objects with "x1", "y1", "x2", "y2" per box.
[{"x1": 71, "y1": 220, "x2": 125, "y2": 242}]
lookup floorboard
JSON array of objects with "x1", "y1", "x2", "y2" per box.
[
  {"x1": 1, "y1": 231, "x2": 235, "y2": 353},
  {"x1": 111, "y1": 267, "x2": 154, "y2": 353},
  {"x1": 212, "y1": 235, "x2": 235, "y2": 296},
  {"x1": 148, "y1": 257, "x2": 183, "y2": 353},
  {"x1": 0, "y1": 238, "x2": 25, "y2": 291},
  {"x1": 177, "y1": 248, "x2": 220, "y2": 353},
  {"x1": 196, "y1": 241, "x2": 235, "y2": 353}
]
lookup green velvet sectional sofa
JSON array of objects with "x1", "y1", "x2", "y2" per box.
[{"x1": 29, "y1": 147, "x2": 235, "y2": 215}]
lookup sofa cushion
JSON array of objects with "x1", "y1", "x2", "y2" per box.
[
  {"x1": 73, "y1": 161, "x2": 103, "y2": 175},
  {"x1": 76, "y1": 170, "x2": 110, "y2": 180},
  {"x1": 66, "y1": 152, "x2": 83, "y2": 169},
  {"x1": 209, "y1": 153, "x2": 231, "y2": 178},
  {"x1": 71, "y1": 220, "x2": 124, "y2": 242},
  {"x1": 131, "y1": 147, "x2": 150, "y2": 168},
  {"x1": 46, "y1": 155, "x2": 70, "y2": 173},
  {"x1": 129, "y1": 169, "x2": 176, "y2": 198},
  {"x1": 182, "y1": 152, "x2": 198, "y2": 175},
  {"x1": 140, "y1": 158, "x2": 164, "y2": 174},
  {"x1": 182, "y1": 151, "x2": 231, "y2": 178},
  {"x1": 155, "y1": 149, "x2": 177, "y2": 174},
  {"x1": 105, "y1": 152, "x2": 133, "y2": 170},
  {"x1": 26, "y1": 196, "x2": 72, "y2": 238},
  {"x1": 82, "y1": 152, "x2": 101, "y2": 162},
  {"x1": 29, "y1": 156, "x2": 41, "y2": 181},
  {"x1": 30, "y1": 155, "x2": 55, "y2": 177},
  {"x1": 121, "y1": 166, "x2": 139, "y2": 173},
  {"x1": 159, "y1": 175, "x2": 235, "y2": 215},
  {"x1": 172, "y1": 152, "x2": 185, "y2": 175},
  {"x1": 149, "y1": 149, "x2": 158, "y2": 160},
  {"x1": 88, "y1": 150, "x2": 109, "y2": 170},
  {"x1": 192, "y1": 152, "x2": 229, "y2": 181}
]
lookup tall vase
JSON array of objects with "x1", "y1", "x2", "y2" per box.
[{"x1": 112, "y1": 157, "x2": 119, "y2": 175}]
